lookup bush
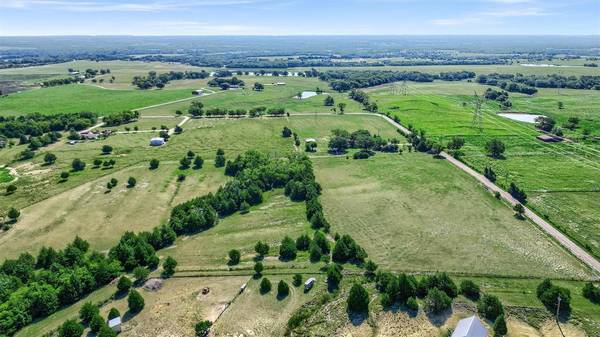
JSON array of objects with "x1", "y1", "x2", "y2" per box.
[
  {"x1": 279, "y1": 236, "x2": 297, "y2": 260},
  {"x1": 278, "y1": 280, "x2": 290, "y2": 298},
  {"x1": 195, "y1": 320, "x2": 212, "y2": 337},
  {"x1": 149, "y1": 158, "x2": 160, "y2": 169},
  {"x1": 582, "y1": 282, "x2": 600, "y2": 304},
  {"x1": 485, "y1": 138, "x2": 505, "y2": 158},
  {"x1": 424, "y1": 288, "x2": 452, "y2": 314},
  {"x1": 194, "y1": 156, "x2": 204, "y2": 169},
  {"x1": 293, "y1": 273, "x2": 302, "y2": 287},
  {"x1": 97, "y1": 324, "x2": 117, "y2": 337},
  {"x1": 44, "y1": 152, "x2": 57, "y2": 164},
  {"x1": 71, "y1": 158, "x2": 86, "y2": 171},
  {"x1": 347, "y1": 283, "x2": 369, "y2": 314},
  {"x1": 79, "y1": 301, "x2": 99, "y2": 323},
  {"x1": 60, "y1": 171, "x2": 70, "y2": 180},
  {"x1": 133, "y1": 266, "x2": 150, "y2": 284},
  {"x1": 117, "y1": 276, "x2": 132, "y2": 293},
  {"x1": 101, "y1": 145, "x2": 113, "y2": 154},
  {"x1": 127, "y1": 177, "x2": 136, "y2": 188},
  {"x1": 128, "y1": 289, "x2": 145, "y2": 313},
  {"x1": 494, "y1": 314, "x2": 508, "y2": 336},
  {"x1": 478, "y1": 294, "x2": 504, "y2": 321},
  {"x1": 162, "y1": 256, "x2": 177, "y2": 277},
  {"x1": 254, "y1": 262, "x2": 264, "y2": 276},
  {"x1": 107, "y1": 307, "x2": 120, "y2": 320},
  {"x1": 327, "y1": 263, "x2": 343, "y2": 288},
  {"x1": 228, "y1": 249, "x2": 241, "y2": 265},
  {"x1": 406, "y1": 296, "x2": 419, "y2": 311},
  {"x1": 254, "y1": 241, "x2": 269, "y2": 256},
  {"x1": 459, "y1": 280, "x2": 480, "y2": 300},
  {"x1": 89, "y1": 313, "x2": 104, "y2": 333},
  {"x1": 260, "y1": 278, "x2": 272, "y2": 294},
  {"x1": 59, "y1": 319, "x2": 84, "y2": 337},
  {"x1": 7, "y1": 207, "x2": 20, "y2": 221}
]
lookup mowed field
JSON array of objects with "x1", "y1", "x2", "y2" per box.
[{"x1": 369, "y1": 81, "x2": 600, "y2": 261}]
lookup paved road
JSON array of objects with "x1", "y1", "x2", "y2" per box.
[{"x1": 290, "y1": 112, "x2": 600, "y2": 275}]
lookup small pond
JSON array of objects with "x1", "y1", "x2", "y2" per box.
[
  {"x1": 298, "y1": 91, "x2": 321, "y2": 99},
  {"x1": 498, "y1": 113, "x2": 544, "y2": 124}
]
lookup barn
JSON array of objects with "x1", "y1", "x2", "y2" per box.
[
  {"x1": 150, "y1": 137, "x2": 165, "y2": 146},
  {"x1": 451, "y1": 316, "x2": 487, "y2": 337}
]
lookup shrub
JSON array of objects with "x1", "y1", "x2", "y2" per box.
[
  {"x1": 194, "y1": 156, "x2": 204, "y2": 169},
  {"x1": 117, "y1": 276, "x2": 132, "y2": 293},
  {"x1": 424, "y1": 288, "x2": 452, "y2": 314},
  {"x1": 494, "y1": 314, "x2": 508, "y2": 336},
  {"x1": 485, "y1": 138, "x2": 505, "y2": 158},
  {"x1": 97, "y1": 324, "x2": 117, "y2": 337},
  {"x1": 228, "y1": 249, "x2": 241, "y2": 265},
  {"x1": 59, "y1": 319, "x2": 84, "y2": 337},
  {"x1": 260, "y1": 278, "x2": 272, "y2": 294},
  {"x1": 293, "y1": 273, "x2": 302, "y2": 287},
  {"x1": 101, "y1": 145, "x2": 113, "y2": 154},
  {"x1": 296, "y1": 234, "x2": 311, "y2": 251},
  {"x1": 459, "y1": 280, "x2": 480, "y2": 300},
  {"x1": 278, "y1": 280, "x2": 290, "y2": 298},
  {"x1": 478, "y1": 294, "x2": 504, "y2": 321},
  {"x1": 162, "y1": 256, "x2": 177, "y2": 277},
  {"x1": 7, "y1": 207, "x2": 20, "y2": 221},
  {"x1": 254, "y1": 241, "x2": 269, "y2": 256},
  {"x1": 149, "y1": 159, "x2": 160, "y2": 169},
  {"x1": 347, "y1": 283, "x2": 369, "y2": 314},
  {"x1": 71, "y1": 158, "x2": 86, "y2": 171},
  {"x1": 44, "y1": 152, "x2": 57, "y2": 164},
  {"x1": 254, "y1": 262, "x2": 264, "y2": 276},
  {"x1": 279, "y1": 236, "x2": 297, "y2": 260},
  {"x1": 327, "y1": 263, "x2": 343, "y2": 288},
  {"x1": 407, "y1": 296, "x2": 419, "y2": 311},
  {"x1": 79, "y1": 301, "x2": 99, "y2": 323},
  {"x1": 133, "y1": 266, "x2": 150, "y2": 284},
  {"x1": 60, "y1": 171, "x2": 70, "y2": 180},
  {"x1": 582, "y1": 282, "x2": 600, "y2": 304},
  {"x1": 107, "y1": 307, "x2": 120, "y2": 320},
  {"x1": 128, "y1": 289, "x2": 145, "y2": 313},
  {"x1": 127, "y1": 177, "x2": 136, "y2": 188},
  {"x1": 195, "y1": 320, "x2": 212, "y2": 337},
  {"x1": 89, "y1": 313, "x2": 104, "y2": 333}
]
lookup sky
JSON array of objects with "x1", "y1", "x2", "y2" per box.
[{"x1": 0, "y1": 0, "x2": 598, "y2": 36}]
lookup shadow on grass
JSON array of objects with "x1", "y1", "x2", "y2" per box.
[
  {"x1": 346, "y1": 309, "x2": 367, "y2": 326},
  {"x1": 425, "y1": 307, "x2": 453, "y2": 327}
]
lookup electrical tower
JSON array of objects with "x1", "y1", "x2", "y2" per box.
[
  {"x1": 400, "y1": 80, "x2": 408, "y2": 96},
  {"x1": 472, "y1": 91, "x2": 483, "y2": 132}
]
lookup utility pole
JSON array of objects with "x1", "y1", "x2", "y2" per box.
[{"x1": 556, "y1": 295, "x2": 566, "y2": 337}]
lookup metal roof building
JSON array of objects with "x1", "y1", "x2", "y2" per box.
[{"x1": 451, "y1": 316, "x2": 487, "y2": 337}]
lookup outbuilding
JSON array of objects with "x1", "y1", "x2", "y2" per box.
[
  {"x1": 150, "y1": 137, "x2": 165, "y2": 146},
  {"x1": 108, "y1": 317, "x2": 122, "y2": 333},
  {"x1": 304, "y1": 278, "x2": 316, "y2": 291},
  {"x1": 305, "y1": 138, "x2": 317, "y2": 143},
  {"x1": 537, "y1": 134, "x2": 562, "y2": 142},
  {"x1": 451, "y1": 316, "x2": 487, "y2": 337}
]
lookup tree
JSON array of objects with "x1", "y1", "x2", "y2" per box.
[
  {"x1": 193, "y1": 156, "x2": 204, "y2": 169},
  {"x1": 279, "y1": 236, "x2": 297, "y2": 260},
  {"x1": 536, "y1": 279, "x2": 571, "y2": 313},
  {"x1": 459, "y1": 280, "x2": 480, "y2": 301},
  {"x1": 117, "y1": 276, "x2": 132, "y2": 293},
  {"x1": 72, "y1": 158, "x2": 86, "y2": 171},
  {"x1": 162, "y1": 256, "x2": 177, "y2": 277},
  {"x1": 508, "y1": 183, "x2": 527, "y2": 203},
  {"x1": 513, "y1": 203, "x2": 525, "y2": 219},
  {"x1": 483, "y1": 167, "x2": 496, "y2": 182},
  {"x1": 260, "y1": 277, "x2": 272, "y2": 294},
  {"x1": 295, "y1": 234, "x2": 311, "y2": 251},
  {"x1": 59, "y1": 319, "x2": 84, "y2": 337},
  {"x1": 582, "y1": 282, "x2": 600, "y2": 304},
  {"x1": 328, "y1": 136, "x2": 349, "y2": 154},
  {"x1": 97, "y1": 324, "x2": 117, "y2": 337},
  {"x1": 101, "y1": 145, "x2": 113, "y2": 154},
  {"x1": 282, "y1": 126, "x2": 293, "y2": 138},
  {"x1": 44, "y1": 152, "x2": 57, "y2": 165},
  {"x1": 327, "y1": 263, "x2": 343, "y2": 289},
  {"x1": 107, "y1": 307, "x2": 120, "y2": 320},
  {"x1": 149, "y1": 159, "x2": 160, "y2": 169},
  {"x1": 254, "y1": 241, "x2": 270, "y2": 257},
  {"x1": 278, "y1": 280, "x2": 290, "y2": 298},
  {"x1": 493, "y1": 314, "x2": 508, "y2": 336},
  {"x1": 94, "y1": 158, "x2": 103, "y2": 167},
  {"x1": 6, "y1": 184, "x2": 17, "y2": 194},
  {"x1": 254, "y1": 262, "x2": 264, "y2": 276},
  {"x1": 347, "y1": 283, "x2": 369, "y2": 314},
  {"x1": 133, "y1": 266, "x2": 150, "y2": 284},
  {"x1": 7, "y1": 207, "x2": 20, "y2": 221},
  {"x1": 128, "y1": 289, "x2": 145, "y2": 313},
  {"x1": 485, "y1": 139, "x2": 505, "y2": 158},
  {"x1": 127, "y1": 176, "x2": 136, "y2": 188},
  {"x1": 215, "y1": 149, "x2": 226, "y2": 168},
  {"x1": 79, "y1": 301, "x2": 99, "y2": 323},
  {"x1": 60, "y1": 171, "x2": 70, "y2": 180},
  {"x1": 228, "y1": 249, "x2": 241, "y2": 265},
  {"x1": 324, "y1": 95, "x2": 335, "y2": 106},
  {"x1": 424, "y1": 288, "x2": 452, "y2": 314},
  {"x1": 337, "y1": 102, "x2": 346, "y2": 114},
  {"x1": 478, "y1": 294, "x2": 504, "y2": 320},
  {"x1": 293, "y1": 273, "x2": 302, "y2": 287},
  {"x1": 447, "y1": 137, "x2": 465, "y2": 150},
  {"x1": 180, "y1": 156, "x2": 191, "y2": 169},
  {"x1": 407, "y1": 297, "x2": 419, "y2": 311},
  {"x1": 195, "y1": 320, "x2": 213, "y2": 337},
  {"x1": 253, "y1": 82, "x2": 264, "y2": 91},
  {"x1": 89, "y1": 313, "x2": 104, "y2": 333}
]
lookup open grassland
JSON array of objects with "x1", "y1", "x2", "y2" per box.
[
  {"x1": 314, "y1": 154, "x2": 592, "y2": 279},
  {"x1": 0, "y1": 84, "x2": 194, "y2": 116},
  {"x1": 371, "y1": 81, "x2": 600, "y2": 261}
]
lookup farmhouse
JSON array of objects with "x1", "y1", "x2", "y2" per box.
[
  {"x1": 150, "y1": 137, "x2": 165, "y2": 146},
  {"x1": 537, "y1": 134, "x2": 563, "y2": 142},
  {"x1": 451, "y1": 316, "x2": 487, "y2": 337},
  {"x1": 304, "y1": 277, "x2": 316, "y2": 291},
  {"x1": 108, "y1": 317, "x2": 122, "y2": 333}
]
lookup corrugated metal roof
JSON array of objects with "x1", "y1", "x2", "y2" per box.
[{"x1": 451, "y1": 316, "x2": 487, "y2": 337}]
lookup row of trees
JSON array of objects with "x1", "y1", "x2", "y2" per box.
[
  {"x1": 207, "y1": 77, "x2": 245, "y2": 90},
  {"x1": 132, "y1": 70, "x2": 209, "y2": 89},
  {"x1": 187, "y1": 101, "x2": 284, "y2": 118},
  {"x1": 477, "y1": 73, "x2": 600, "y2": 92},
  {"x1": 328, "y1": 129, "x2": 399, "y2": 156},
  {"x1": 41, "y1": 77, "x2": 82, "y2": 87},
  {"x1": 0, "y1": 111, "x2": 97, "y2": 139},
  {"x1": 102, "y1": 110, "x2": 140, "y2": 127}
]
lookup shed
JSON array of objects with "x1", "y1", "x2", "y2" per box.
[
  {"x1": 451, "y1": 316, "x2": 487, "y2": 337},
  {"x1": 304, "y1": 278, "x2": 316, "y2": 291},
  {"x1": 150, "y1": 137, "x2": 165, "y2": 146},
  {"x1": 193, "y1": 89, "x2": 204, "y2": 95},
  {"x1": 305, "y1": 138, "x2": 317, "y2": 143},
  {"x1": 108, "y1": 317, "x2": 122, "y2": 333}
]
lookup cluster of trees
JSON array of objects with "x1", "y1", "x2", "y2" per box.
[
  {"x1": 0, "y1": 236, "x2": 121, "y2": 335},
  {"x1": 320, "y1": 70, "x2": 476, "y2": 92},
  {"x1": 102, "y1": 110, "x2": 139, "y2": 127},
  {"x1": 478, "y1": 73, "x2": 600, "y2": 92},
  {"x1": 485, "y1": 138, "x2": 506, "y2": 159},
  {"x1": 508, "y1": 182, "x2": 527, "y2": 203},
  {"x1": 406, "y1": 128, "x2": 443, "y2": 155},
  {"x1": 132, "y1": 70, "x2": 209, "y2": 89},
  {"x1": 207, "y1": 77, "x2": 245, "y2": 90},
  {"x1": 0, "y1": 112, "x2": 97, "y2": 139},
  {"x1": 484, "y1": 88, "x2": 512, "y2": 110},
  {"x1": 328, "y1": 129, "x2": 399, "y2": 156},
  {"x1": 582, "y1": 282, "x2": 600, "y2": 304},
  {"x1": 348, "y1": 89, "x2": 377, "y2": 112},
  {"x1": 41, "y1": 77, "x2": 82, "y2": 87},
  {"x1": 537, "y1": 279, "x2": 571, "y2": 313}
]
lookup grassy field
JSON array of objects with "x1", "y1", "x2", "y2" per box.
[{"x1": 314, "y1": 154, "x2": 592, "y2": 279}]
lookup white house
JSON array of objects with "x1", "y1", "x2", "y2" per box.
[
  {"x1": 108, "y1": 317, "x2": 122, "y2": 333},
  {"x1": 304, "y1": 278, "x2": 316, "y2": 291},
  {"x1": 451, "y1": 316, "x2": 487, "y2": 337},
  {"x1": 150, "y1": 137, "x2": 165, "y2": 146}
]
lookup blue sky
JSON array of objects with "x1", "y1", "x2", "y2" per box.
[{"x1": 0, "y1": 0, "x2": 598, "y2": 36}]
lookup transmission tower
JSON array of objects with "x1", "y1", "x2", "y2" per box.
[
  {"x1": 400, "y1": 80, "x2": 408, "y2": 96},
  {"x1": 472, "y1": 91, "x2": 483, "y2": 132}
]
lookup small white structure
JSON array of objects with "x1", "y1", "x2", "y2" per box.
[
  {"x1": 150, "y1": 137, "x2": 165, "y2": 146},
  {"x1": 108, "y1": 317, "x2": 122, "y2": 333},
  {"x1": 240, "y1": 283, "x2": 247, "y2": 293},
  {"x1": 305, "y1": 138, "x2": 317, "y2": 143},
  {"x1": 275, "y1": 82, "x2": 286, "y2": 86},
  {"x1": 451, "y1": 316, "x2": 487, "y2": 337},
  {"x1": 304, "y1": 278, "x2": 316, "y2": 291},
  {"x1": 192, "y1": 89, "x2": 204, "y2": 95}
]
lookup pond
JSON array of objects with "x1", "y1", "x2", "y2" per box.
[
  {"x1": 297, "y1": 91, "x2": 322, "y2": 99},
  {"x1": 498, "y1": 113, "x2": 544, "y2": 124}
]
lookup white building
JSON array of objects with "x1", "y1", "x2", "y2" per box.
[
  {"x1": 150, "y1": 137, "x2": 165, "y2": 146},
  {"x1": 451, "y1": 316, "x2": 487, "y2": 337},
  {"x1": 108, "y1": 317, "x2": 122, "y2": 333}
]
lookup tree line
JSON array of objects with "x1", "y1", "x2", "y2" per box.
[
  {"x1": 187, "y1": 101, "x2": 285, "y2": 117},
  {"x1": 206, "y1": 77, "x2": 245, "y2": 90},
  {"x1": 102, "y1": 110, "x2": 140, "y2": 127},
  {"x1": 327, "y1": 129, "x2": 400, "y2": 158},
  {"x1": 132, "y1": 70, "x2": 209, "y2": 89},
  {"x1": 477, "y1": 73, "x2": 600, "y2": 95}
]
